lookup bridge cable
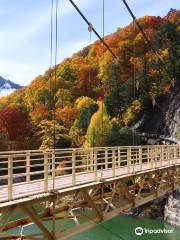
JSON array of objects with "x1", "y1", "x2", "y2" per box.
[
  {"x1": 52, "y1": 0, "x2": 59, "y2": 192},
  {"x1": 49, "y1": 0, "x2": 54, "y2": 90},
  {"x1": 65, "y1": 1, "x2": 174, "y2": 134},
  {"x1": 101, "y1": 0, "x2": 105, "y2": 141},
  {"x1": 68, "y1": 0, "x2": 117, "y2": 59},
  {"x1": 88, "y1": 19, "x2": 94, "y2": 148},
  {"x1": 132, "y1": 20, "x2": 136, "y2": 174},
  {"x1": 121, "y1": 0, "x2": 171, "y2": 79},
  {"x1": 49, "y1": 0, "x2": 54, "y2": 184},
  {"x1": 100, "y1": 0, "x2": 105, "y2": 181},
  {"x1": 68, "y1": 0, "x2": 124, "y2": 119},
  {"x1": 51, "y1": 0, "x2": 59, "y2": 236},
  {"x1": 49, "y1": 0, "x2": 56, "y2": 190},
  {"x1": 121, "y1": 0, "x2": 178, "y2": 142}
]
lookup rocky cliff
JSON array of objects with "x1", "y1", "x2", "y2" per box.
[{"x1": 134, "y1": 87, "x2": 180, "y2": 144}]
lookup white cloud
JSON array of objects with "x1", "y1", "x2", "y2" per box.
[
  {"x1": 0, "y1": 0, "x2": 96, "y2": 46},
  {"x1": 0, "y1": 58, "x2": 44, "y2": 85},
  {"x1": 0, "y1": 0, "x2": 179, "y2": 86},
  {"x1": 0, "y1": 38, "x2": 89, "y2": 85},
  {"x1": 0, "y1": 0, "x2": 97, "y2": 85}
]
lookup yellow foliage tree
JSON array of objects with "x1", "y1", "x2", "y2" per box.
[
  {"x1": 85, "y1": 101, "x2": 112, "y2": 147},
  {"x1": 123, "y1": 100, "x2": 142, "y2": 125}
]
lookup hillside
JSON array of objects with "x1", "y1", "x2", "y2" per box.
[
  {"x1": 0, "y1": 9, "x2": 179, "y2": 150},
  {"x1": 0, "y1": 76, "x2": 22, "y2": 97}
]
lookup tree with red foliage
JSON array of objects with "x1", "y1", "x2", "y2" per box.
[{"x1": 0, "y1": 105, "x2": 26, "y2": 141}]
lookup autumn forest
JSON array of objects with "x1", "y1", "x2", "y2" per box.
[{"x1": 0, "y1": 9, "x2": 179, "y2": 151}]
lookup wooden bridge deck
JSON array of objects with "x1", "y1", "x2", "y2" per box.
[
  {"x1": 0, "y1": 146, "x2": 180, "y2": 239},
  {"x1": 1, "y1": 158, "x2": 180, "y2": 203}
]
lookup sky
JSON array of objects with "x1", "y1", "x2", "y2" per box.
[{"x1": 0, "y1": 0, "x2": 179, "y2": 86}]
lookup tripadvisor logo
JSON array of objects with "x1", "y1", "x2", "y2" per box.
[
  {"x1": 135, "y1": 226, "x2": 174, "y2": 236},
  {"x1": 135, "y1": 227, "x2": 143, "y2": 236}
]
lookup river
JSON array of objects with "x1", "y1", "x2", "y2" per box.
[
  {"x1": 70, "y1": 215, "x2": 180, "y2": 240},
  {"x1": 4, "y1": 215, "x2": 180, "y2": 239}
]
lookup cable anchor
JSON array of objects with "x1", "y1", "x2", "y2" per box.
[{"x1": 88, "y1": 23, "x2": 93, "y2": 32}]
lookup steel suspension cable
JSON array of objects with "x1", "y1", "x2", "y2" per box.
[
  {"x1": 52, "y1": 0, "x2": 58, "y2": 192},
  {"x1": 68, "y1": 0, "x2": 124, "y2": 119},
  {"x1": 100, "y1": 0, "x2": 105, "y2": 179},
  {"x1": 102, "y1": 0, "x2": 105, "y2": 38},
  {"x1": 49, "y1": 0, "x2": 55, "y2": 189},
  {"x1": 121, "y1": 0, "x2": 178, "y2": 141},
  {"x1": 102, "y1": 0, "x2": 105, "y2": 139},
  {"x1": 68, "y1": 0, "x2": 117, "y2": 59},
  {"x1": 52, "y1": 0, "x2": 59, "y2": 237},
  {"x1": 48, "y1": 0, "x2": 57, "y2": 235},
  {"x1": 87, "y1": 16, "x2": 96, "y2": 148},
  {"x1": 121, "y1": 0, "x2": 171, "y2": 78},
  {"x1": 54, "y1": 0, "x2": 58, "y2": 93},
  {"x1": 132, "y1": 20, "x2": 136, "y2": 174},
  {"x1": 50, "y1": 0, "x2": 54, "y2": 83},
  {"x1": 50, "y1": 0, "x2": 54, "y2": 90}
]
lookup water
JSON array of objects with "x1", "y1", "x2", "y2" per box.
[
  {"x1": 70, "y1": 215, "x2": 180, "y2": 240},
  {"x1": 3, "y1": 215, "x2": 180, "y2": 240}
]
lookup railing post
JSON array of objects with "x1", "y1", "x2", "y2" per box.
[
  {"x1": 154, "y1": 147, "x2": 157, "y2": 168},
  {"x1": 172, "y1": 146, "x2": 174, "y2": 165},
  {"x1": 175, "y1": 146, "x2": 177, "y2": 164},
  {"x1": 52, "y1": 150, "x2": 55, "y2": 180},
  {"x1": 173, "y1": 146, "x2": 176, "y2": 164},
  {"x1": 139, "y1": 147, "x2": 142, "y2": 171},
  {"x1": 154, "y1": 146, "x2": 157, "y2": 168},
  {"x1": 127, "y1": 147, "x2": 131, "y2": 173},
  {"x1": 86, "y1": 150, "x2": 89, "y2": 172},
  {"x1": 72, "y1": 150, "x2": 76, "y2": 186},
  {"x1": 147, "y1": 146, "x2": 150, "y2": 163},
  {"x1": 52, "y1": 150, "x2": 55, "y2": 190},
  {"x1": 150, "y1": 148, "x2": 153, "y2": 169},
  {"x1": 105, "y1": 148, "x2": 108, "y2": 170},
  {"x1": 118, "y1": 147, "x2": 120, "y2": 167},
  {"x1": 44, "y1": 152, "x2": 49, "y2": 192},
  {"x1": 94, "y1": 149, "x2": 98, "y2": 181},
  {"x1": 168, "y1": 147, "x2": 170, "y2": 166},
  {"x1": 87, "y1": 151, "x2": 90, "y2": 172},
  {"x1": 8, "y1": 155, "x2": 13, "y2": 201},
  {"x1": 161, "y1": 146, "x2": 164, "y2": 167},
  {"x1": 26, "y1": 151, "x2": 30, "y2": 182},
  {"x1": 112, "y1": 149, "x2": 116, "y2": 177},
  {"x1": 90, "y1": 150, "x2": 94, "y2": 171}
]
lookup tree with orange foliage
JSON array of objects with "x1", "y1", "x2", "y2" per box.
[
  {"x1": 56, "y1": 106, "x2": 77, "y2": 128},
  {"x1": 30, "y1": 104, "x2": 50, "y2": 123}
]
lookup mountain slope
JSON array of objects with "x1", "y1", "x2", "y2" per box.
[
  {"x1": 0, "y1": 76, "x2": 22, "y2": 96},
  {"x1": 0, "y1": 9, "x2": 179, "y2": 150}
]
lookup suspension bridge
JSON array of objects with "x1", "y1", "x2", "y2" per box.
[
  {"x1": 0, "y1": 145, "x2": 180, "y2": 239},
  {"x1": 0, "y1": 0, "x2": 179, "y2": 239}
]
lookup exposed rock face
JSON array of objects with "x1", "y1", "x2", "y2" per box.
[
  {"x1": 164, "y1": 190, "x2": 180, "y2": 228},
  {"x1": 164, "y1": 90, "x2": 180, "y2": 142},
  {"x1": 134, "y1": 87, "x2": 180, "y2": 144},
  {"x1": 132, "y1": 197, "x2": 167, "y2": 219}
]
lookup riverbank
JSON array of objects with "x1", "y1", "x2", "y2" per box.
[{"x1": 131, "y1": 196, "x2": 167, "y2": 219}]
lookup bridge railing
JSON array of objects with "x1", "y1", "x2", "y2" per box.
[{"x1": 0, "y1": 145, "x2": 180, "y2": 201}]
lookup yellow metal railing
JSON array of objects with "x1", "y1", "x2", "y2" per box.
[{"x1": 0, "y1": 145, "x2": 179, "y2": 201}]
